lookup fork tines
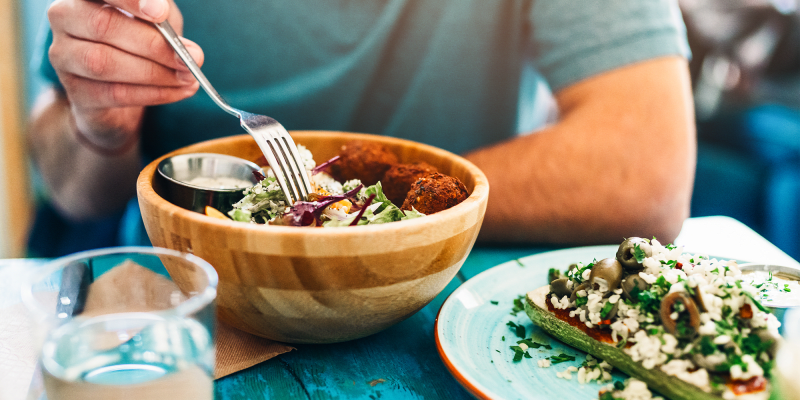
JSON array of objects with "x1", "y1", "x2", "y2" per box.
[{"x1": 248, "y1": 129, "x2": 312, "y2": 205}]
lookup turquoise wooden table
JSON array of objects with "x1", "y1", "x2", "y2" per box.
[
  {"x1": 2, "y1": 216, "x2": 798, "y2": 400},
  {"x1": 211, "y1": 216, "x2": 800, "y2": 399}
]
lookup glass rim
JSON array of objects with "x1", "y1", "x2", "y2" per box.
[{"x1": 20, "y1": 246, "x2": 218, "y2": 322}]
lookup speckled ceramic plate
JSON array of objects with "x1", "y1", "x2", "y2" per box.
[{"x1": 435, "y1": 245, "x2": 627, "y2": 400}]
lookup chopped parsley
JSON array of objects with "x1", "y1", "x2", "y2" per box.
[
  {"x1": 490, "y1": 300, "x2": 499, "y2": 306},
  {"x1": 600, "y1": 302, "x2": 615, "y2": 319},
  {"x1": 506, "y1": 321, "x2": 526, "y2": 339},
  {"x1": 549, "y1": 353, "x2": 576, "y2": 364},
  {"x1": 509, "y1": 345, "x2": 532, "y2": 362},
  {"x1": 700, "y1": 336, "x2": 716, "y2": 356},
  {"x1": 634, "y1": 244, "x2": 647, "y2": 263},
  {"x1": 517, "y1": 339, "x2": 552, "y2": 349},
  {"x1": 510, "y1": 295, "x2": 526, "y2": 315}
]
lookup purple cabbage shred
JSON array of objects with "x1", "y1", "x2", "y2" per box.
[{"x1": 311, "y1": 155, "x2": 340, "y2": 175}]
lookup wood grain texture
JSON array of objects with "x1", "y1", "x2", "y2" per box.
[
  {"x1": 0, "y1": 0, "x2": 32, "y2": 258},
  {"x1": 137, "y1": 131, "x2": 490, "y2": 343}
]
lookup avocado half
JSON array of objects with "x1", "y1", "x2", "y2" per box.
[{"x1": 525, "y1": 285, "x2": 768, "y2": 400}]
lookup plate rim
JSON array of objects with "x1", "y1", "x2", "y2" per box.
[{"x1": 434, "y1": 245, "x2": 618, "y2": 400}]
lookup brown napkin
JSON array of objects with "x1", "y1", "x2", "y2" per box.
[{"x1": 214, "y1": 321, "x2": 293, "y2": 379}]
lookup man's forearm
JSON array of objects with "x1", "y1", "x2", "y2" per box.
[
  {"x1": 466, "y1": 57, "x2": 696, "y2": 245},
  {"x1": 28, "y1": 88, "x2": 142, "y2": 220}
]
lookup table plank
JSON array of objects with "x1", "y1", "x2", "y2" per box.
[{"x1": 216, "y1": 278, "x2": 472, "y2": 399}]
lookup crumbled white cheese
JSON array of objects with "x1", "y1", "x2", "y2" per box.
[
  {"x1": 538, "y1": 359, "x2": 551, "y2": 368},
  {"x1": 604, "y1": 378, "x2": 663, "y2": 400},
  {"x1": 713, "y1": 335, "x2": 731, "y2": 345}
]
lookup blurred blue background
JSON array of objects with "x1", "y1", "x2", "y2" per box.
[{"x1": 16, "y1": 0, "x2": 800, "y2": 260}]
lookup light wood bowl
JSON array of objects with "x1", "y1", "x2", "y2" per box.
[{"x1": 137, "y1": 131, "x2": 489, "y2": 343}]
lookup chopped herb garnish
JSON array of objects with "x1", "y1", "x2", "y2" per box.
[
  {"x1": 600, "y1": 302, "x2": 615, "y2": 319},
  {"x1": 501, "y1": 336, "x2": 505, "y2": 341},
  {"x1": 614, "y1": 381, "x2": 626, "y2": 391},
  {"x1": 548, "y1": 268, "x2": 562, "y2": 283},
  {"x1": 515, "y1": 259, "x2": 525, "y2": 267},
  {"x1": 516, "y1": 339, "x2": 551, "y2": 349},
  {"x1": 506, "y1": 321, "x2": 526, "y2": 339},
  {"x1": 509, "y1": 345, "x2": 530, "y2": 362},
  {"x1": 575, "y1": 296, "x2": 588, "y2": 307},
  {"x1": 490, "y1": 300, "x2": 499, "y2": 305},
  {"x1": 511, "y1": 295, "x2": 526, "y2": 315},
  {"x1": 700, "y1": 336, "x2": 716, "y2": 356},
  {"x1": 634, "y1": 244, "x2": 647, "y2": 263},
  {"x1": 549, "y1": 353, "x2": 576, "y2": 364},
  {"x1": 742, "y1": 291, "x2": 770, "y2": 313}
]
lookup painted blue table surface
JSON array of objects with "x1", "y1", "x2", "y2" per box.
[
  {"x1": 214, "y1": 244, "x2": 554, "y2": 400},
  {"x1": 7, "y1": 216, "x2": 798, "y2": 399}
]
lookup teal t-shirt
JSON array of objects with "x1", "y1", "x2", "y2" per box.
[
  {"x1": 36, "y1": 0, "x2": 689, "y2": 244},
  {"x1": 39, "y1": 0, "x2": 689, "y2": 158}
]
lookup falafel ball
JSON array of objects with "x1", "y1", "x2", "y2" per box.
[
  {"x1": 401, "y1": 172, "x2": 469, "y2": 215},
  {"x1": 329, "y1": 140, "x2": 399, "y2": 185},
  {"x1": 382, "y1": 162, "x2": 438, "y2": 205}
]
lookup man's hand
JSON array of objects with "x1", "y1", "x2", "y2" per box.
[
  {"x1": 29, "y1": 0, "x2": 206, "y2": 220},
  {"x1": 47, "y1": 0, "x2": 204, "y2": 149},
  {"x1": 466, "y1": 56, "x2": 696, "y2": 245}
]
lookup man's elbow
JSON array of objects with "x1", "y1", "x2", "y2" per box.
[{"x1": 611, "y1": 176, "x2": 693, "y2": 245}]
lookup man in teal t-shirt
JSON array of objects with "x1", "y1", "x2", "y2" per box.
[{"x1": 29, "y1": 0, "x2": 696, "y2": 248}]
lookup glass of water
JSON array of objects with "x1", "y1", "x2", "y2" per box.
[{"x1": 21, "y1": 247, "x2": 217, "y2": 400}]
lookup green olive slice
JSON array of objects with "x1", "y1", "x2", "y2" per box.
[
  {"x1": 589, "y1": 258, "x2": 623, "y2": 292},
  {"x1": 570, "y1": 281, "x2": 591, "y2": 303},
  {"x1": 660, "y1": 292, "x2": 700, "y2": 339},
  {"x1": 621, "y1": 275, "x2": 650, "y2": 302},
  {"x1": 550, "y1": 278, "x2": 572, "y2": 299},
  {"x1": 616, "y1": 237, "x2": 652, "y2": 272}
]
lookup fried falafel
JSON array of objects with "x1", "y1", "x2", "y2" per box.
[
  {"x1": 329, "y1": 140, "x2": 399, "y2": 185},
  {"x1": 382, "y1": 162, "x2": 438, "y2": 205},
  {"x1": 401, "y1": 172, "x2": 469, "y2": 215}
]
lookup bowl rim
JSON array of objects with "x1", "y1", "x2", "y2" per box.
[{"x1": 137, "y1": 130, "x2": 490, "y2": 238}]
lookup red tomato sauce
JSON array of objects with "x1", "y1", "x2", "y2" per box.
[
  {"x1": 547, "y1": 299, "x2": 617, "y2": 344},
  {"x1": 729, "y1": 376, "x2": 767, "y2": 395}
]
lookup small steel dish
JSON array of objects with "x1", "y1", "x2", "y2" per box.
[
  {"x1": 155, "y1": 153, "x2": 260, "y2": 214},
  {"x1": 740, "y1": 263, "x2": 800, "y2": 323}
]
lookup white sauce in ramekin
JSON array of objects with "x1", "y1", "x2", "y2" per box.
[
  {"x1": 186, "y1": 176, "x2": 253, "y2": 189},
  {"x1": 740, "y1": 270, "x2": 800, "y2": 307}
]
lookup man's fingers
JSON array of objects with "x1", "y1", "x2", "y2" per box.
[
  {"x1": 50, "y1": 35, "x2": 200, "y2": 87},
  {"x1": 49, "y1": 1, "x2": 202, "y2": 71},
  {"x1": 59, "y1": 72, "x2": 199, "y2": 108},
  {"x1": 101, "y1": 0, "x2": 169, "y2": 22}
]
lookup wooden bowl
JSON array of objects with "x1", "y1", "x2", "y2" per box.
[{"x1": 137, "y1": 131, "x2": 489, "y2": 343}]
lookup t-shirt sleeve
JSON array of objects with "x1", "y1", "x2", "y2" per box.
[{"x1": 529, "y1": 0, "x2": 691, "y2": 92}]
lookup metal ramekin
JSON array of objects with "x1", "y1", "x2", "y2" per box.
[{"x1": 155, "y1": 153, "x2": 260, "y2": 214}]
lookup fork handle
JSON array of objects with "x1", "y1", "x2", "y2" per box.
[{"x1": 153, "y1": 21, "x2": 240, "y2": 117}]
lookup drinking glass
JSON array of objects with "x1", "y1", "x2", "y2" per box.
[{"x1": 21, "y1": 247, "x2": 217, "y2": 400}]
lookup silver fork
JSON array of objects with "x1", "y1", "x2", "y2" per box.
[{"x1": 154, "y1": 21, "x2": 312, "y2": 205}]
